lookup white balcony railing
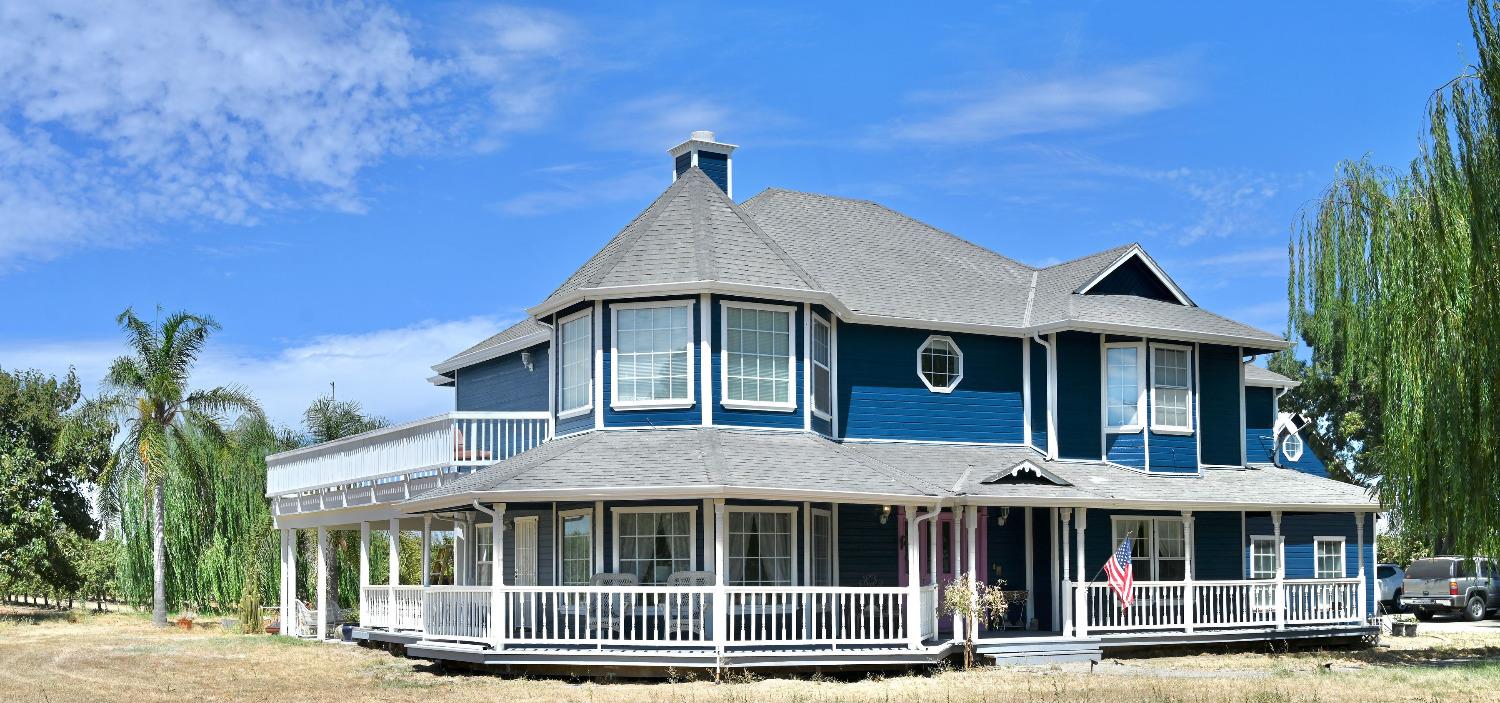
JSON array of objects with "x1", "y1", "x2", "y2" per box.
[
  {"x1": 1081, "y1": 578, "x2": 1363, "y2": 633},
  {"x1": 266, "y1": 411, "x2": 551, "y2": 502}
]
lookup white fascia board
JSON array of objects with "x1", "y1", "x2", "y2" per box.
[
  {"x1": 427, "y1": 374, "x2": 455, "y2": 387},
  {"x1": 1245, "y1": 377, "x2": 1302, "y2": 389},
  {"x1": 954, "y1": 495, "x2": 1383, "y2": 512},
  {"x1": 527, "y1": 281, "x2": 832, "y2": 318},
  {"x1": 430, "y1": 330, "x2": 552, "y2": 375},
  {"x1": 400, "y1": 484, "x2": 940, "y2": 512},
  {"x1": 1029, "y1": 319, "x2": 1291, "y2": 350},
  {"x1": 1075, "y1": 245, "x2": 1196, "y2": 307}
]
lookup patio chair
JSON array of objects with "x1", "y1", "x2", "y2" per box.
[
  {"x1": 664, "y1": 571, "x2": 714, "y2": 640},
  {"x1": 581, "y1": 572, "x2": 638, "y2": 637}
]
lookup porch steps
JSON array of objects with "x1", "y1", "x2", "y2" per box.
[{"x1": 974, "y1": 635, "x2": 1103, "y2": 666}]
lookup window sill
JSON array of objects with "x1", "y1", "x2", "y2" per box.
[
  {"x1": 721, "y1": 400, "x2": 797, "y2": 413},
  {"x1": 557, "y1": 406, "x2": 593, "y2": 420},
  {"x1": 610, "y1": 401, "x2": 695, "y2": 411},
  {"x1": 1105, "y1": 426, "x2": 1143, "y2": 434},
  {"x1": 811, "y1": 409, "x2": 833, "y2": 422},
  {"x1": 1150, "y1": 426, "x2": 1195, "y2": 436}
]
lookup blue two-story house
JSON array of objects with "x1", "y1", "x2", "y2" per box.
[{"x1": 266, "y1": 131, "x2": 1378, "y2": 671}]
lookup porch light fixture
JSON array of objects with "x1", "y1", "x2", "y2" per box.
[
  {"x1": 996, "y1": 506, "x2": 1010, "y2": 527},
  {"x1": 879, "y1": 505, "x2": 892, "y2": 525}
]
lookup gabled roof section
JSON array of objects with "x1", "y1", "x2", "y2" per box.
[
  {"x1": 432, "y1": 318, "x2": 550, "y2": 376},
  {"x1": 1074, "y1": 244, "x2": 1193, "y2": 306},
  {"x1": 739, "y1": 188, "x2": 1036, "y2": 328},
  {"x1": 531, "y1": 168, "x2": 821, "y2": 315}
]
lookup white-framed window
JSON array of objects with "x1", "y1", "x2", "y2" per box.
[
  {"x1": 1104, "y1": 341, "x2": 1145, "y2": 431},
  {"x1": 1250, "y1": 536, "x2": 1279, "y2": 579},
  {"x1": 476, "y1": 523, "x2": 495, "y2": 586},
  {"x1": 917, "y1": 335, "x2": 963, "y2": 393},
  {"x1": 558, "y1": 309, "x2": 593, "y2": 417},
  {"x1": 611, "y1": 301, "x2": 695, "y2": 409},
  {"x1": 1314, "y1": 537, "x2": 1346, "y2": 579},
  {"x1": 721, "y1": 302, "x2": 796, "y2": 409},
  {"x1": 613, "y1": 507, "x2": 696, "y2": 585},
  {"x1": 811, "y1": 313, "x2": 833, "y2": 420},
  {"x1": 1150, "y1": 344, "x2": 1193, "y2": 433},
  {"x1": 811, "y1": 508, "x2": 833, "y2": 587},
  {"x1": 559, "y1": 508, "x2": 594, "y2": 586},
  {"x1": 1111, "y1": 516, "x2": 1186, "y2": 581},
  {"x1": 1281, "y1": 431, "x2": 1304, "y2": 462},
  {"x1": 727, "y1": 507, "x2": 797, "y2": 586}
]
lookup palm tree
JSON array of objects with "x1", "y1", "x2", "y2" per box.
[
  {"x1": 300, "y1": 392, "x2": 387, "y2": 619},
  {"x1": 96, "y1": 308, "x2": 260, "y2": 626}
]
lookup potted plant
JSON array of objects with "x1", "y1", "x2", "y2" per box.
[
  {"x1": 1393, "y1": 614, "x2": 1418, "y2": 636},
  {"x1": 340, "y1": 607, "x2": 360, "y2": 641},
  {"x1": 175, "y1": 613, "x2": 195, "y2": 630}
]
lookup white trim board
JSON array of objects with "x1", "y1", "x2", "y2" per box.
[{"x1": 1074, "y1": 245, "x2": 1195, "y2": 307}]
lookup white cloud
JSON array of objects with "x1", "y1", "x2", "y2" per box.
[
  {"x1": 881, "y1": 59, "x2": 1187, "y2": 144},
  {"x1": 493, "y1": 165, "x2": 663, "y2": 216},
  {"x1": 0, "y1": 1, "x2": 575, "y2": 268},
  {"x1": 0, "y1": 316, "x2": 512, "y2": 432}
]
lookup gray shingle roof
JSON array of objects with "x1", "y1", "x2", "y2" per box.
[
  {"x1": 534, "y1": 168, "x2": 820, "y2": 313},
  {"x1": 1244, "y1": 363, "x2": 1297, "y2": 386},
  {"x1": 404, "y1": 429, "x2": 1376, "y2": 511},
  {"x1": 407, "y1": 427, "x2": 944, "y2": 507},
  {"x1": 434, "y1": 318, "x2": 550, "y2": 373}
]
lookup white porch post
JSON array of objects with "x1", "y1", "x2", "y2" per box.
[
  {"x1": 1024, "y1": 507, "x2": 1035, "y2": 627},
  {"x1": 316, "y1": 527, "x2": 329, "y2": 640},
  {"x1": 927, "y1": 505, "x2": 939, "y2": 639},
  {"x1": 1060, "y1": 509, "x2": 1072, "y2": 637},
  {"x1": 1273, "y1": 510, "x2": 1285, "y2": 630},
  {"x1": 287, "y1": 529, "x2": 299, "y2": 637},
  {"x1": 358, "y1": 522, "x2": 369, "y2": 628},
  {"x1": 965, "y1": 505, "x2": 978, "y2": 642},
  {"x1": 1073, "y1": 509, "x2": 1088, "y2": 638},
  {"x1": 1181, "y1": 511, "x2": 1195, "y2": 634},
  {"x1": 950, "y1": 506, "x2": 964, "y2": 640},
  {"x1": 388, "y1": 518, "x2": 399, "y2": 627},
  {"x1": 713, "y1": 499, "x2": 727, "y2": 656},
  {"x1": 278, "y1": 528, "x2": 290, "y2": 637},
  {"x1": 1050, "y1": 508, "x2": 1060, "y2": 632},
  {"x1": 905, "y1": 505, "x2": 920, "y2": 648},
  {"x1": 491, "y1": 503, "x2": 506, "y2": 649},
  {"x1": 1356, "y1": 512, "x2": 1367, "y2": 619},
  {"x1": 421, "y1": 516, "x2": 432, "y2": 587}
]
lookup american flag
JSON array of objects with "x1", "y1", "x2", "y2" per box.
[{"x1": 1103, "y1": 536, "x2": 1135, "y2": 608}]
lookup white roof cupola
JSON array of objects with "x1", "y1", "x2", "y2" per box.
[{"x1": 669, "y1": 130, "x2": 737, "y2": 197}]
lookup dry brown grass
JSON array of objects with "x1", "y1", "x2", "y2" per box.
[{"x1": 1, "y1": 607, "x2": 1497, "y2": 703}]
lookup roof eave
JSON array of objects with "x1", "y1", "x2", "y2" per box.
[
  {"x1": 430, "y1": 330, "x2": 551, "y2": 375},
  {"x1": 1029, "y1": 319, "x2": 1291, "y2": 350},
  {"x1": 1074, "y1": 244, "x2": 1197, "y2": 307}
]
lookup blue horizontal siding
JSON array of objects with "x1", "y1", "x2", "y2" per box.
[
  {"x1": 455, "y1": 342, "x2": 550, "y2": 412},
  {"x1": 1079, "y1": 508, "x2": 1241, "y2": 583},
  {"x1": 697, "y1": 152, "x2": 729, "y2": 193},
  {"x1": 711, "y1": 295, "x2": 804, "y2": 430},
  {"x1": 838, "y1": 504, "x2": 899, "y2": 586},
  {"x1": 1246, "y1": 511, "x2": 1376, "y2": 616},
  {"x1": 837, "y1": 324, "x2": 1024, "y2": 444},
  {"x1": 1147, "y1": 432, "x2": 1197, "y2": 473},
  {"x1": 1245, "y1": 386, "x2": 1277, "y2": 463},
  {"x1": 1281, "y1": 435, "x2": 1329, "y2": 477},
  {"x1": 1106, "y1": 432, "x2": 1146, "y2": 469},
  {"x1": 1199, "y1": 344, "x2": 1243, "y2": 465},
  {"x1": 1055, "y1": 332, "x2": 1102, "y2": 459}
]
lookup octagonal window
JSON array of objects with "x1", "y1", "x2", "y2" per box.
[{"x1": 917, "y1": 335, "x2": 963, "y2": 393}]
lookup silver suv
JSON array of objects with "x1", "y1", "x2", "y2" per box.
[{"x1": 1403, "y1": 556, "x2": 1500, "y2": 621}]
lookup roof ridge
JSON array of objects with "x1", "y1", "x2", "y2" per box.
[
  {"x1": 539, "y1": 172, "x2": 695, "y2": 301},
  {"x1": 692, "y1": 174, "x2": 715, "y2": 281},
  {"x1": 700, "y1": 426, "x2": 725, "y2": 484},
  {"x1": 827, "y1": 438, "x2": 943, "y2": 496},
  {"x1": 1023, "y1": 270, "x2": 1039, "y2": 327},
  {"x1": 726, "y1": 192, "x2": 824, "y2": 291},
  {"x1": 1042, "y1": 242, "x2": 1139, "y2": 271}
]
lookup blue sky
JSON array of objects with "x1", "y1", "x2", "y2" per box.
[{"x1": 0, "y1": 1, "x2": 1473, "y2": 428}]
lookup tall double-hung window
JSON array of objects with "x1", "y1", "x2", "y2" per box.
[
  {"x1": 728, "y1": 509, "x2": 796, "y2": 586},
  {"x1": 559, "y1": 509, "x2": 593, "y2": 586},
  {"x1": 1104, "y1": 342, "x2": 1144, "y2": 431},
  {"x1": 810, "y1": 314, "x2": 832, "y2": 419},
  {"x1": 558, "y1": 310, "x2": 593, "y2": 416},
  {"x1": 612, "y1": 302, "x2": 694, "y2": 408},
  {"x1": 1151, "y1": 344, "x2": 1193, "y2": 432},
  {"x1": 614, "y1": 509, "x2": 695, "y2": 584},
  {"x1": 723, "y1": 303, "x2": 795, "y2": 409},
  {"x1": 1111, "y1": 517, "x2": 1186, "y2": 581}
]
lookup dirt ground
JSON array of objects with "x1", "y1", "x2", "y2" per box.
[{"x1": 2, "y1": 606, "x2": 1498, "y2": 703}]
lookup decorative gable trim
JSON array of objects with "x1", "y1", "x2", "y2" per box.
[
  {"x1": 981, "y1": 460, "x2": 1070, "y2": 486},
  {"x1": 1075, "y1": 245, "x2": 1195, "y2": 307}
]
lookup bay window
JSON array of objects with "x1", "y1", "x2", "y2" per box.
[
  {"x1": 723, "y1": 303, "x2": 795, "y2": 409},
  {"x1": 612, "y1": 302, "x2": 694, "y2": 408},
  {"x1": 1150, "y1": 344, "x2": 1193, "y2": 432},
  {"x1": 558, "y1": 310, "x2": 593, "y2": 416},
  {"x1": 811, "y1": 314, "x2": 832, "y2": 419},
  {"x1": 614, "y1": 508, "x2": 695, "y2": 584}
]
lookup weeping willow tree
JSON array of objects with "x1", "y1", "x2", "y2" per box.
[
  {"x1": 1286, "y1": 1, "x2": 1500, "y2": 554},
  {"x1": 116, "y1": 416, "x2": 293, "y2": 612}
]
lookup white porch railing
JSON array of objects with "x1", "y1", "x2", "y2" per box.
[
  {"x1": 424, "y1": 586, "x2": 491, "y2": 641},
  {"x1": 1082, "y1": 578, "x2": 1362, "y2": 633},
  {"x1": 363, "y1": 586, "x2": 390, "y2": 628},
  {"x1": 918, "y1": 585, "x2": 939, "y2": 641},
  {"x1": 726, "y1": 587, "x2": 914, "y2": 646},
  {"x1": 266, "y1": 411, "x2": 551, "y2": 506}
]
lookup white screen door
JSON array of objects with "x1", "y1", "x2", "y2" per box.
[{"x1": 513, "y1": 517, "x2": 539, "y2": 632}]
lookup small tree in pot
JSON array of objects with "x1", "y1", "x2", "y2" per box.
[{"x1": 940, "y1": 575, "x2": 1016, "y2": 669}]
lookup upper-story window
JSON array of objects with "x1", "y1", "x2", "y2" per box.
[
  {"x1": 612, "y1": 302, "x2": 694, "y2": 408},
  {"x1": 558, "y1": 310, "x2": 593, "y2": 416},
  {"x1": 1104, "y1": 342, "x2": 1144, "y2": 431},
  {"x1": 722, "y1": 302, "x2": 795, "y2": 409},
  {"x1": 917, "y1": 335, "x2": 962, "y2": 393},
  {"x1": 1150, "y1": 344, "x2": 1193, "y2": 433},
  {"x1": 811, "y1": 313, "x2": 832, "y2": 418},
  {"x1": 1281, "y1": 431, "x2": 1304, "y2": 462}
]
